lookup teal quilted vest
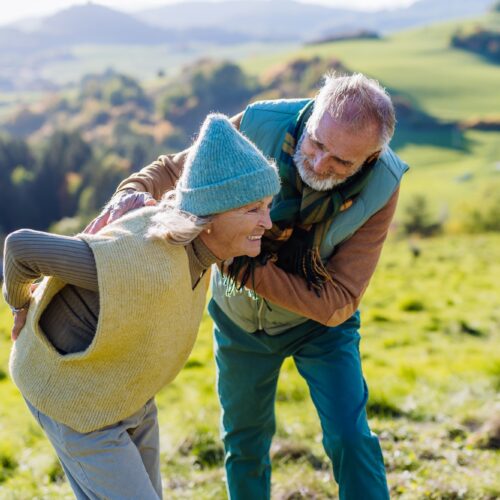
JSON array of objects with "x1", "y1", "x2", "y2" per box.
[{"x1": 212, "y1": 99, "x2": 408, "y2": 334}]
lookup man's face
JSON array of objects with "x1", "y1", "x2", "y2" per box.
[{"x1": 294, "y1": 111, "x2": 381, "y2": 191}]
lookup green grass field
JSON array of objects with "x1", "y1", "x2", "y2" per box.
[
  {"x1": 241, "y1": 14, "x2": 500, "y2": 122},
  {"x1": 0, "y1": 233, "x2": 499, "y2": 499},
  {"x1": 239, "y1": 13, "x2": 500, "y2": 228},
  {"x1": 1, "y1": 11, "x2": 500, "y2": 499},
  {"x1": 38, "y1": 42, "x2": 297, "y2": 87}
]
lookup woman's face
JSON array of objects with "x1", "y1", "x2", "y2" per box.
[{"x1": 202, "y1": 196, "x2": 273, "y2": 260}]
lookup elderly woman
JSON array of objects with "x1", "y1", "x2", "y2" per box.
[{"x1": 2, "y1": 114, "x2": 280, "y2": 500}]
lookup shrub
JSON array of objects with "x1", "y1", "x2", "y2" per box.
[
  {"x1": 400, "y1": 194, "x2": 442, "y2": 237},
  {"x1": 367, "y1": 393, "x2": 405, "y2": 418},
  {"x1": 0, "y1": 447, "x2": 18, "y2": 483},
  {"x1": 398, "y1": 296, "x2": 425, "y2": 312},
  {"x1": 455, "y1": 184, "x2": 500, "y2": 233},
  {"x1": 179, "y1": 431, "x2": 224, "y2": 468}
]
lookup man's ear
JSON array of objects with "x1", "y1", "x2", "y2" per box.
[{"x1": 364, "y1": 150, "x2": 382, "y2": 167}]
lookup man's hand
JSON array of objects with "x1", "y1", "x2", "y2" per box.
[
  {"x1": 11, "y1": 308, "x2": 29, "y2": 341},
  {"x1": 83, "y1": 190, "x2": 157, "y2": 235}
]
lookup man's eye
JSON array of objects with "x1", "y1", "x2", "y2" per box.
[{"x1": 314, "y1": 140, "x2": 327, "y2": 152}]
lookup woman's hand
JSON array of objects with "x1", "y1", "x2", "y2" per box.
[{"x1": 11, "y1": 307, "x2": 29, "y2": 341}]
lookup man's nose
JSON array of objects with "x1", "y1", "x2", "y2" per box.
[{"x1": 311, "y1": 152, "x2": 330, "y2": 175}]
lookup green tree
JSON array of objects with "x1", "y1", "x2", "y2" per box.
[
  {"x1": 32, "y1": 131, "x2": 92, "y2": 228},
  {"x1": 161, "y1": 61, "x2": 259, "y2": 136},
  {"x1": 0, "y1": 136, "x2": 36, "y2": 232},
  {"x1": 80, "y1": 70, "x2": 151, "y2": 109},
  {"x1": 78, "y1": 152, "x2": 132, "y2": 215}
]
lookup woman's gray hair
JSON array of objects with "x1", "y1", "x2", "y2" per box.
[
  {"x1": 147, "y1": 190, "x2": 213, "y2": 245},
  {"x1": 307, "y1": 72, "x2": 396, "y2": 149}
]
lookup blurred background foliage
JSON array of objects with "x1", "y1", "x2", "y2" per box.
[{"x1": 1, "y1": 41, "x2": 499, "y2": 238}]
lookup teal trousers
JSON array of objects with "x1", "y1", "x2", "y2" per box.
[{"x1": 210, "y1": 300, "x2": 389, "y2": 500}]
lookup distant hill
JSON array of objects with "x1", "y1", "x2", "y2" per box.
[
  {"x1": 137, "y1": 0, "x2": 495, "y2": 41},
  {"x1": 38, "y1": 4, "x2": 177, "y2": 45},
  {"x1": 0, "y1": 0, "x2": 495, "y2": 93},
  {"x1": 0, "y1": 3, "x2": 254, "y2": 52},
  {"x1": 3, "y1": 0, "x2": 494, "y2": 48},
  {"x1": 137, "y1": 0, "x2": 353, "y2": 42}
]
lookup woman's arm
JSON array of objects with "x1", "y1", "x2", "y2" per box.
[{"x1": 2, "y1": 229, "x2": 98, "y2": 309}]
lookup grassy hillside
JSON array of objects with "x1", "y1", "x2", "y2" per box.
[
  {"x1": 240, "y1": 14, "x2": 500, "y2": 230},
  {"x1": 0, "y1": 234, "x2": 499, "y2": 498},
  {"x1": 242, "y1": 14, "x2": 500, "y2": 121}
]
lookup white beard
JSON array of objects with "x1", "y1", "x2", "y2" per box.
[{"x1": 293, "y1": 132, "x2": 362, "y2": 191}]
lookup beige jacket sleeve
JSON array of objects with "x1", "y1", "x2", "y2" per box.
[{"x1": 250, "y1": 188, "x2": 400, "y2": 327}]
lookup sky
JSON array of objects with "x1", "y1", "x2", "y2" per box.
[{"x1": 0, "y1": 0, "x2": 417, "y2": 26}]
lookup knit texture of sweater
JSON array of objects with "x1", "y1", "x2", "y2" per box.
[
  {"x1": 9, "y1": 206, "x2": 209, "y2": 432},
  {"x1": 3, "y1": 229, "x2": 218, "y2": 354}
]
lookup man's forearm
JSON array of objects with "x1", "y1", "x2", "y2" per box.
[
  {"x1": 116, "y1": 112, "x2": 245, "y2": 200},
  {"x1": 116, "y1": 151, "x2": 188, "y2": 200},
  {"x1": 251, "y1": 188, "x2": 400, "y2": 326}
]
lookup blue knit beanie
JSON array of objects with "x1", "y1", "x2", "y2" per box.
[{"x1": 175, "y1": 113, "x2": 280, "y2": 216}]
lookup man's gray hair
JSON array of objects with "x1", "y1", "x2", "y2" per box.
[
  {"x1": 308, "y1": 72, "x2": 396, "y2": 148},
  {"x1": 147, "y1": 190, "x2": 213, "y2": 245}
]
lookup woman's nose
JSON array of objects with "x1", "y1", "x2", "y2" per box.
[{"x1": 260, "y1": 210, "x2": 273, "y2": 230}]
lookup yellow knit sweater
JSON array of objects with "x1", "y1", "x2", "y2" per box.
[{"x1": 9, "y1": 206, "x2": 209, "y2": 432}]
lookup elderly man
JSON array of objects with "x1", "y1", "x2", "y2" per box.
[{"x1": 89, "y1": 72, "x2": 407, "y2": 499}]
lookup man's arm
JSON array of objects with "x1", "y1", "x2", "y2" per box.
[
  {"x1": 116, "y1": 112, "x2": 245, "y2": 199},
  {"x1": 84, "y1": 113, "x2": 245, "y2": 234},
  {"x1": 115, "y1": 150, "x2": 188, "y2": 200},
  {"x1": 250, "y1": 188, "x2": 400, "y2": 326}
]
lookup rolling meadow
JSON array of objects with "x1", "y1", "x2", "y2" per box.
[{"x1": 1, "y1": 10, "x2": 500, "y2": 500}]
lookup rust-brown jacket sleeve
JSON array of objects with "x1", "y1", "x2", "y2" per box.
[
  {"x1": 116, "y1": 111, "x2": 398, "y2": 328},
  {"x1": 116, "y1": 113, "x2": 244, "y2": 200},
  {"x1": 250, "y1": 188, "x2": 400, "y2": 327}
]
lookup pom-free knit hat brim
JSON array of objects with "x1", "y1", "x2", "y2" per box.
[
  {"x1": 176, "y1": 167, "x2": 280, "y2": 216},
  {"x1": 175, "y1": 113, "x2": 280, "y2": 216}
]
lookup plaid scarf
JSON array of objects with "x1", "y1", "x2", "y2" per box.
[{"x1": 225, "y1": 100, "x2": 376, "y2": 297}]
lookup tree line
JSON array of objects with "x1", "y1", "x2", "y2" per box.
[{"x1": 1, "y1": 55, "x2": 496, "y2": 242}]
